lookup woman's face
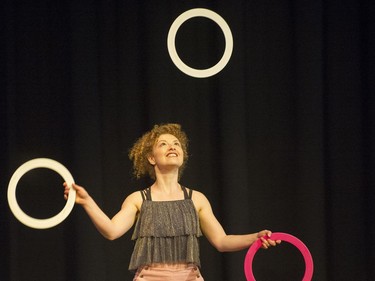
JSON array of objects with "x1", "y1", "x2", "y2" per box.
[{"x1": 148, "y1": 134, "x2": 184, "y2": 169}]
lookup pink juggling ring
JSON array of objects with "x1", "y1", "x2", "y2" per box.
[{"x1": 244, "y1": 232, "x2": 313, "y2": 281}]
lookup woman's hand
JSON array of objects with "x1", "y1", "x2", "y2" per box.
[
  {"x1": 257, "y1": 230, "x2": 282, "y2": 249},
  {"x1": 63, "y1": 182, "x2": 90, "y2": 205}
]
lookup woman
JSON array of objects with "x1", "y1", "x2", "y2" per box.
[{"x1": 64, "y1": 123, "x2": 280, "y2": 281}]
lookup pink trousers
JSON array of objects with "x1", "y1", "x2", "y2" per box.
[{"x1": 133, "y1": 263, "x2": 204, "y2": 281}]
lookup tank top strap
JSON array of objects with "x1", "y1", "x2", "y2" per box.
[
  {"x1": 140, "y1": 187, "x2": 152, "y2": 201},
  {"x1": 181, "y1": 186, "x2": 193, "y2": 199}
]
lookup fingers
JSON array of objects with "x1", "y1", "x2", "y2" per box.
[
  {"x1": 264, "y1": 238, "x2": 275, "y2": 246},
  {"x1": 63, "y1": 182, "x2": 77, "y2": 200},
  {"x1": 63, "y1": 182, "x2": 69, "y2": 200},
  {"x1": 63, "y1": 182, "x2": 80, "y2": 190},
  {"x1": 260, "y1": 237, "x2": 280, "y2": 249},
  {"x1": 259, "y1": 230, "x2": 281, "y2": 249},
  {"x1": 258, "y1": 229, "x2": 272, "y2": 238},
  {"x1": 63, "y1": 183, "x2": 89, "y2": 205}
]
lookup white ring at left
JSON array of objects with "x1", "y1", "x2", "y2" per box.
[{"x1": 7, "y1": 158, "x2": 76, "y2": 229}]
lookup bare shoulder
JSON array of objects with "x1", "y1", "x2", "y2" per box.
[
  {"x1": 189, "y1": 188, "x2": 210, "y2": 211},
  {"x1": 190, "y1": 189, "x2": 206, "y2": 200},
  {"x1": 122, "y1": 190, "x2": 143, "y2": 211}
]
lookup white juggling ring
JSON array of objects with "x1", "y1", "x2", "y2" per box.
[
  {"x1": 7, "y1": 158, "x2": 76, "y2": 229},
  {"x1": 167, "y1": 8, "x2": 233, "y2": 78}
]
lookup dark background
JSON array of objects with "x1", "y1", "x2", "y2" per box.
[{"x1": 1, "y1": 1, "x2": 374, "y2": 280}]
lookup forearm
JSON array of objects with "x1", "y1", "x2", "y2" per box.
[
  {"x1": 81, "y1": 196, "x2": 120, "y2": 240},
  {"x1": 216, "y1": 233, "x2": 259, "y2": 252}
]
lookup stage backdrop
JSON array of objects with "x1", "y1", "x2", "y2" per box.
[{"x1": 1, "y1": 1, "x2": 374, "y2": 281}]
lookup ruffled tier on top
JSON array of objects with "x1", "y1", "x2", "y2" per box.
[{"x1": 129, "y1": 199, "x2": 202, "y2": 271}]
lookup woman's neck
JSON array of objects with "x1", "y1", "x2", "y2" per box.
[
  {"x1": 150, "y1": 172, "x2": 183, "y2": 200},
  {"x1": 153, "y1": 177, "x2": 179, "y2": 192},
  {"x1": 153, "y1": 167, "x2": 179, "y2": 187}
]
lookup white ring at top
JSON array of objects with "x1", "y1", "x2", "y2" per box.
[
  {"x1": 7, "y1": 158, "x2": 76, "y2": 229},
  {"x1": 167, "y1": 8, "x2": 233, "y2": 78}
]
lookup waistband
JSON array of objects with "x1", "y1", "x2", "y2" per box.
[{"x1": 139, "y1": 263, "x2": 198, "y2": 270}]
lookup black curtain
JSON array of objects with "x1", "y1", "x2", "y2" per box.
[{"x1": 1, "y1": 1, "x2": 374, "y2": 280}]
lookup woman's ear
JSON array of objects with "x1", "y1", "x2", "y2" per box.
[{"x1": 147, "y1": 155, "x2": 156, "y2": 165}]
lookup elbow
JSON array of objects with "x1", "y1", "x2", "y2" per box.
[
  {"x1": 211, "y1": 236, "x2": 236, "y2": 252},
  {"x1": 102, "y1": 232, "x2": 119, "y2": 241},
  {"x1": 216, "y1": 247, "x2": 225, "y2": 253},
  {"x1": 100, "y1": 226, "x2": 125, "y2": 241},
  {"x1": 212, "y1": 240, "x2": 228, "y2": 252},
  {"x1": 106, "y1": 236, "x2": 117, "y2": 241},
  {"x1": 215, "y1": 245, "x2": 227, "y2": 253}
]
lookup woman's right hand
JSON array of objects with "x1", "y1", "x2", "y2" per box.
[{"x1": 63, "y1": 182, "x2": 90, "y2": 205}]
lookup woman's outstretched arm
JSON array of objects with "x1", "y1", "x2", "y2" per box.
[
  {"x1": 193, "y1": 190, "x2": 280, "y2": 252},
  {"x1": 63, "y1": 183, "x2": 141, "y2": 240}
]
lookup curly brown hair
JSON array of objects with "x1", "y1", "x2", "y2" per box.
[{"x1": 129, "y1": 123, "x2": 189, "y2": 180}]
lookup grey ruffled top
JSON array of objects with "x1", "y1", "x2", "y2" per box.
[{"x1": 128, "y1": 187, "x2": 202, "y2": 271}]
